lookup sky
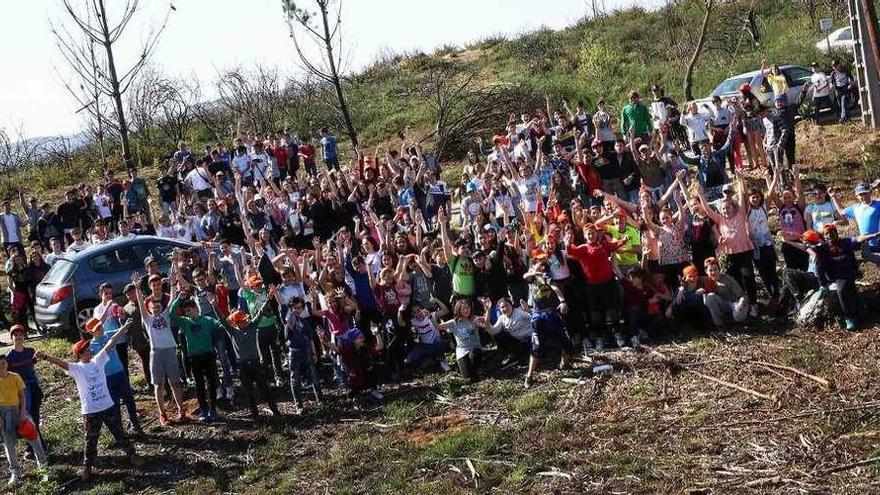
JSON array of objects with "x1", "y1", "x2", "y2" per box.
[{"x1": 1, "y1": 0, "x2": 662, "y2": 138}]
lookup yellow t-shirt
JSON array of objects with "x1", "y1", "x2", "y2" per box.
[
  {"x1": 605, "y1": 225, "x2": 641, "y2": 266},
  {"x1": 767, "y1": 74, "x2": 788, "y2": 96},
  {"x1": 0, "y1": 372, "x2": 24, "y2": 407}
]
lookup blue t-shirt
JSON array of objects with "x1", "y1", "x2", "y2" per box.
[
  {"x1": 89, "y1": 331, "x2": 125, "y2": 376},
  {"x1": 843, "y1": 200, "x2": 880, "y2": 247},
  {"x1": 6, "y1": 347, "x2": 38, "y2": 383},
  {"x1": 320, "y1": 136, "x2": 338, "y2": 160}
]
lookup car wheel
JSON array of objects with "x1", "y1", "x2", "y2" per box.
[{"x1": 74, "y1": 301, "x2": 98, "y2": 333}]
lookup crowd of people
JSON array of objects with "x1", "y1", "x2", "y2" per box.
[{"x1": 0, "y1": 66, "x2": 878, "y2": 485}]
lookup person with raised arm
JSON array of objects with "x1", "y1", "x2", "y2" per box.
[{"x1": 37, "y1": 320, "x2": 142, "y2": 481}]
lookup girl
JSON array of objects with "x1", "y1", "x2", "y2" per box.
[
  {"x1": 6, "y1": 325, "x2": 46, "y2": 459},
  {"x1": 746, "y1": 187, "x2": 782, "y2": 305},
  {"x1": 737, "y1": 84, "x2": 766, "y2": 170},
  {"x1": 642, "y1": 202, "x2": 690, "y2": 292},
  {"x1": 401, "y1": 299, "x2": 451, "y2": 372},
  {"x1": 0, "y1": 353, "x2": 47, "y2": 486},
  {"x1": 438, "y1": 300, "x2": 483, "y2": 383},
  {"x1": 680, "y1": 101, "x2": 712, "y2": 156},
  {"x1": 768, "y1": 164, "x2": 809, "y2": 271},
  {"x1": 695, "y1": 171, "x2": 759, "y2": 317}
]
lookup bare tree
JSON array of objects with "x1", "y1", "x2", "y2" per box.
[
  {"x1": 282, "y1": 0, "x2": 358, "y2": 147},
  {"x1": 156, "y1": 77, "x2": 195, "y2": 143},
  {"x1": 52, "y1": 0, "x2": 172, "y2": 170},
  {"x1": 683, "y1": 0, "x2": 715, "y2": 102},
  {"x1": 216, "y1": 66, "x2": 286, "y2": 136},
  {"x1": 127, "y1": 66, "x2": 164, "y2": 142},
  {"x1": 0, "y1": 127, "x2": 45, "y2": 171},
  {"x1": 415, "y1": 62, "x2": 538, "y2": 161}
]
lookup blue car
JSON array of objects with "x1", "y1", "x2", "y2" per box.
[{"x1": 35, "y1": 236, "x2": 197, "y2": 335}]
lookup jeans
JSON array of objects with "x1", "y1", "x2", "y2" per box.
[
  {"x1": 238, "y1": 360, "x2": 277, "y2": 416},
  {"x1": 1, "y1": 407, "x2": 46, "y2": 475},
  {"x1": 289, "y1": 350, "x2": 323, "y2": 405},
  {"x1": 456, "y1": 349, "x2": 482, "y2": 382},
  {"x1": 189, "y1": 354, "x2": 218, "y2": 413},
  {"x1": 213, "y1": 334, "x2": 234, "y2": 388},
  {"x1": 83, "y1": 407, "x2": 133, "y2": 468},
  {"x1": 405, "y1": 341, "x2": 449, "y2": 367},
  {"x1": 726, "y1": 251, "x2": 758, "y2": 303},
  {"x1": 703, "y1": 294, "x2": 749, "y2": 325},
  {"x1": 106, "y1": 371, "x2": 140, "y2": 429},
  {"x1": 836, "y1": 89, "x2": 848, "y2": 121},
  {"x1": 257, "y1": 325, "x2": 284, "y2": 382},
  {"x1": 829, "y1": 278, "x2": 859, "y2": 321}
]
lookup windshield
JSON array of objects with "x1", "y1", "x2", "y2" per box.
[
  {"x1": 42, "y1": 259, "x2": 76, "y2": 285},
  {"x1": 712, "y1": 76, "x2": 754, "y2": 96}
]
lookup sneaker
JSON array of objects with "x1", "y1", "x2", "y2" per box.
[
  {"x1": 499, "y1": 356, "x2": 516, "y2": 368},
  {"x1": 197, "y1": 412, "x2": 209, "y2": 423},
  {"x1": 215, "y1": 386, "x2": 225, "y2": 401},
  {"x1": 594, "y1": 338, "x2": 605, "y2": 352},
  {"x1": 225, "y1": 386, "x2": 236, "y2": 401},
  {"x1": 523, "y1": 375, "x2": 532, "y2": 389},
  {"x1": 369, "y1": 389, "x2": 385, "y2": 401},
  {"x1": 845, "y1": 318, "x2": 857, "y2": 331},
  {"x1": 275, "y1": 377, "x2": 285, "y2": 388},
  {"x1": 208, "y1": 409, "x2": 220, "y2": 422},
  {"x1": 23, "y1": 449, "x2": 34, "y2": 460},
  {"x1": 292, "y1": 403, "x2": 303, "y2": 415},
  {"x1": 749, "y1": 304, "x2": 759, "y2": 318},
  {"x1": 630, "y1": 335, "x2": 641, "y2": 348},
  {"x1": 439, "y1": 361, "x2": 452, "y2": 372},
  {"x1": 614, "y1": 333, "x2": 627, "y2": 348},
  {"x1": 7, "y1": 471, "x2": 19, "y2": 487}
]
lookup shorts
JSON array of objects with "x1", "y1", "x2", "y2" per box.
[
  {"x1": 530, "y1": 310, "x2": 566, "y2": 357},
  {"x1": 150, "y1": 347, "x2": 182, "y2": 385}
]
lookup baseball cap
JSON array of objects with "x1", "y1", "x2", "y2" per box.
[
  {"x1": 722, "y1": 183, "x2": 736, "y2": 193},
  {"x1": 466, "y1": 182, "x2": 479, "y2": 193},
  {"x1": 774, "y1": 93, "x2": 788, "y2": 103},
  {"x1": 855, "y1": 182, "x2": 871, "y2": 195},
  {"x1": 482, "y1": 224, "x2": 497, "y2": 233},
  {"x1": 143, "y1": 255, "x2": 156, "y2": 266}
]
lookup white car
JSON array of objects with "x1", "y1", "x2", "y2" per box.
[{"x1": 816, "y1": 27, "x2": 854, "y2": 54}]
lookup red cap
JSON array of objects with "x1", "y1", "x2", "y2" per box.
[{"x1": 71, "y1": 339, "x2": 91, "y2": 357}]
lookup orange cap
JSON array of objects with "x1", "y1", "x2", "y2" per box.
[
  {"x1": 71, "y1": 339, "x2": 91, "y2": 357},
  {"x1": 84, "y1": 318, "x2": 102, "y2": 334},
  {"x1": 682, "y1": 265, "x2": 700, "y2": 278},
  {"x1": 247, "y1": 275, "x2": 263, "y2": 288},
  {"x1": 801, "y1": 230, "x2": 822, "y2": 244},
  {"x1": 227, "y1": 310, "x2": 249, "y2": 327}
]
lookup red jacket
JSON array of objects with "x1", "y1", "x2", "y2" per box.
[{"x1": 566, "y1": 240, "x2": 622, "y2": 285}]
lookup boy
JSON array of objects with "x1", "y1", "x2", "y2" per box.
[
  {"x1": 401, "y1": 298, "x2": 452, "y2": 372},
  {"x1": 284, "y1": 297, "x2": 323, "y2": 414},
  {"x1": 223, "y1": 296, "x2": 281, "y2": 421},
  {"x1": 0, "y1": 354, "x2": 47, "y2": 486},
  {"x1": 169, "y1": 295, "x2": 223, "y2": 422},
  {"x1": 37, "y1": 321, "x2": 142, "y2": 481}
]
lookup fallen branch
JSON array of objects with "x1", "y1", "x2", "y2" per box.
[
  {"x1": 537, "y1": 470, "x2": 574, "y2": 481},
  {"x1": 696, "y1": 401, "x2": 880, "y2": 430},
  {"x1": 750, "y1": 360, "x2": 833, "y2": 390},
  {"x1": 648, "y1": 348, "x2": 773, "y2": 401},
  {"x1": 821, "y1": 455, "x2": 880, "y2": 475}
]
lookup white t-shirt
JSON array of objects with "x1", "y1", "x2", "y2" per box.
[
  {"x1": 276, "y1": 282, "x2": 306, "y2": 306},
  {"x1": 233, "y1": 155, "x2": 252, "y2": 178},
  {"x1": 141, "y1": 310, "x2": 177, "y2": 350},
  {"x1": 66, "y1": 351, "x2": 115, "y2": 415},
  {"x1": 66, "y1": 241, "x2": 91, "y2": 255},
  {"x1": 681, "y1": 112, "x2": 711, "y2": 143},
  {"x1": 1, "y1": 214, "x2": 20, "y2": 243},
  {"x1": 93, "y1": 193, "x2": 112, "y2": 219},
  {"x1": 811, "y1": 72, "x2": 832, "y2": 98},
  {"x1": 185, "y1": 167, "x2": 213, "y2": 192},
  {"x1": 517, "y1": 176, "x2": 540, "y2": 213},
  {"x1": 412, "y1": 314, "x2": 442, "y2": 345}
]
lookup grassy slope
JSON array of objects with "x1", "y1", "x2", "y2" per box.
[{"x1": 6, "y1": 1, "x2": 880, "y2": 494}]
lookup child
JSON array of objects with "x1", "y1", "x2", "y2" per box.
[
  {"x1": 319, "y1": 328, "x2": 384, "y2": 401},
  {"x1": 521, "y1": 261, "x2": 572, "y2": 388},
  {"x1": 438, "y1": 300, "x2": 483, "y2": 383},
  {"x1": 129, "y1": 274, "x2": 186, "y2": 426},
  {"x1": 702, "y1": 257, "x2": 749, "y2": 326},
  {"x1": 169, "y1": 295, "x2": 223, "y2": 422},
  {"x1": 667, "y1": 265, "x2": 713, "y2": 332},
  {"x1": 283, "y1": 297, "x2": 324, "y2": 413},
  {"x1": 223, "y1": 297, "x2": 281, "y2": 421},
  {"x1": 37, "y1": 322, "x2": 142, "y2": 481},
  {"x1": 400, "y1": 298, "x2": 451, "y2": 372},
  {"x1": 6, "y1": 325, "x2": 47, "y2": 458},
  {"x1": 0, "y1": 354, "x2": 47, "y2": 486},
  {"x1": 621, "y1": 266, "x2": 658, "y2": 346}
]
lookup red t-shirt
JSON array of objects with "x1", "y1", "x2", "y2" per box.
[
  {"x1": 299, "y1": 144, "x2": 316, "y2": 165},
  {"x1": 273, "y1": 146, "x2": 289, "y2": 169},
  {"x1": 566, "y1": 241, "x2": 620, "y2": 285}
]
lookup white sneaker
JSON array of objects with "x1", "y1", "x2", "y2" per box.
[
  {"x1": 614, "y1": 333, "x2": 627, "y2": 348},
  {"x1": 225, "y1": 386, "x2": 236, "y2": 401},
  {"x1": 439, "y1": 361, "x2": 452, "y2": 372},
  {"x1": 369, "y1": 389, "x2": 385, "y2": 400},
  {"x1": 7, "y1": 472, "x2": 19, "y2": 487},
  {"x1": 630, "y1": 335, "x2": 641, "y2": 348},
  {"x1": 594, "y1": 338, "x2": 605, "y2": 351}
]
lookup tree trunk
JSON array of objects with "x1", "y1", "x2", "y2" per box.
[
  {"x1": 98, "y1": 0, "x2": 133, "y2": 170},
  {"x1": 318, "y1": 1, "x2": 358, "y2": 147},
  {"x1": 683, "y1": 0, "x2": 713, "y2": 102}
]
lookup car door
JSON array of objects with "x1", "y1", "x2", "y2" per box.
[{"x1": 84, "y1": 246, "x2": 139, "y2": 301}]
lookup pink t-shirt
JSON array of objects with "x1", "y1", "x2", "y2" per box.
[{"x1": 717, "y1": 212, "x2": 754, "y2": 255}]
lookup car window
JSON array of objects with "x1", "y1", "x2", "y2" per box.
[
  {"x1": 87, "y1": 247, "x2": 137, "y2": 274},
  {"x1": 837, "y1": 28, "x2": 852, "y2": 41},
  {"x1": 43, "y1": 259, "x2": 76, "y2": 285},
  {"x1": 783, "y1": 67, "x2": 813, "y2": 87},
  {"x1": 132, "y1": 242, "x2": 177, "y2": 271},
  {"x1": 713, "y1": 76, "x2": 754, "y2": 95}
]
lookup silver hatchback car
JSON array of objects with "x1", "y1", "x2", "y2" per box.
[{"x1": 35, "y1": 236, "x2": 195, "y2": 335}]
